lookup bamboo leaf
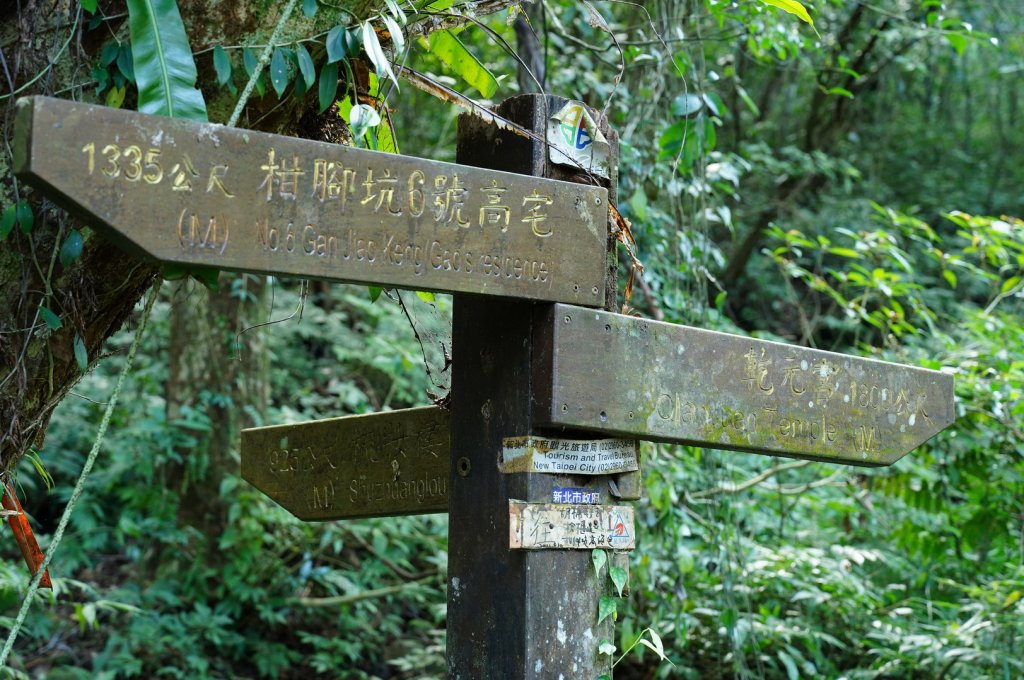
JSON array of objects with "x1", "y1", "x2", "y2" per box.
[
  {"x1": 269, "y1": 48, "x2": 290, "y2": 97},
  {"x1": 422, "y1": 29, "x2": 497, "y2": 98},
  {"x1": 40, "y1": 306, "x2": 62, "y2": 331},
  {"x1": 16, "y1": 201, "x2": 33, "y2": 234},
  {"x1": 318, "y1": 61, "x2": 339, "y2": 114},
  {"x1": 326, "y1": 25, "x2": 347, "y2": 63},
  {"x1": 60, "y1": 230, "x2": 84, "y2": 267},
  {"x1": 213, "y1": 45, "x2": 231, "y2": 86},
  {"x1": 73, "y1": 334, "x2": 88, "y2": 373},
  {"x1": 127, "y1": 0, "x2": 208, "y2": 120},
  {"x1": 296, "y1": 44, "x2": 316, "y2": 89},
  {"x1": 383, "y1": 15, "x2": 405, "y2": 51},
  {"x1": 362, "y1": 21, "x2": 399, "y2": 90},
  {"x1": 0, "y1": 205, "x2": 15, "y2": 240}
]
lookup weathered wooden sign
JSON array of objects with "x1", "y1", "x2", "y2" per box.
[
  {"x1": 534, "y1": 304, "x2": 955, "y2": 466},
  {"x1": 240, "y1": 407, "x2": 449, "y2": 521},
  {"x1": 12, "y1": 96, "x2": 608, "y2": 305},
  {"x1": 508, "y1": 501, "x2": 635, "y2": 550}
]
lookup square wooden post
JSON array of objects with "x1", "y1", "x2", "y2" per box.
[{"x1": 447, "y1": 95, "x2": 620, "y2": 678}]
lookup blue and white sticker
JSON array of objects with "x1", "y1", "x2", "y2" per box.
[{"x1": 552, "y1": 487, "x2": 601, "y2": 504}]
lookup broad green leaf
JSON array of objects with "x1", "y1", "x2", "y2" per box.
[
  {"x1": 302, "y1": 0, "x2": 317, "y2": 18},
  {"x1": 296, "y1": 44, "x2": 315, "y2": 89},
  {"x1": 101, "y1": 42, "x2": 120, "y2": 67},
  {"x1": 106, "y1": 85, "x2": 127, "y2": 108},
  {"x1": 213, "y1": 45, "x2": 231, "y2": 86},
  {"x1": 117, "y1": 44, "x2": 135, "y2": 82},
  {"x1": 422, "y1": 30, "x2": 497, "y2": 98},
  {"x1": 60, "y1": 230, "x2": 84, "y2": 267},
  {"x1": 1001, "y1": 275, "x2": 1021, "y2": 294},
  {"x1": 943, "y1": 269, "x2": 957, "y2": 289},
  {"x1": 326, "y1": 26, "x2": 347, "y2": 63},
  {"x1": 597, "y1": 596, "x2": 617, "y2": 625},
  {"x1": 127, "y1": 0, "x2": 207, "y2": 120},
  {"x1": 269, "y1": 48, "x2": 290, "y2": 97},
  {"x1": 946, "y1": 32, "x2": 968, "y2": 55},
  {"x1": 363, "y1": 21, "x2": 399, "y2": 90},
  {"x1": 73, "y1": 334, "x2": 88, "y2": 373},
  {"x1": 591, "y1": 549, "x2": 607, "y2": 578},
  {"x1": 162, "y1": 264, "x2": 188, "y2": 280},
  {"x1": 415, "y1": 291, "x2": 435, "y2": 303},
  {"x1": 16, "y1": 201, "x2": 33, "y2": 234},
  {"x1": 757, "y1": 0, "x2": 818, "y2": 34},
  {"x1": 318, "y1": 62, "x2": 339, "y2": 114},
  {"x1": 0, "y1": 205, "x2": 15, "y2": 240},
  {"x1": 672, "y1": 93, "x2": 703, "y2": 117},
  {"x1": 81, "y1": 0, "x2": 98, "y2": 13},
  {"x1": 194, "y1": 267, "x2": 220, "y2": 291},
  {"x1": 609, "y1": 566, "x2": 628, "y2": 597},
  {"x1": 40, "y1": 306, "x2": 62, "y2": 330},
  {"x1": 368, "y1": 286, "x2": 383, "y2": 302}
]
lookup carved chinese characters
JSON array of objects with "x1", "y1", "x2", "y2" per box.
[
  {"x1": 13, "y1": 96, "x2": 607, "y2": 304},
  {"x1": 240, "y1": 407, "x2": 449, "y2": 521},
  {"x1": 534, "y1": 304, "x2": 955, "y2": 465}
]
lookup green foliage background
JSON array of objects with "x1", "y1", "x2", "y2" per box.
[{"x1": 2, "y1": 0, "x2": 1022, "y2": 677}]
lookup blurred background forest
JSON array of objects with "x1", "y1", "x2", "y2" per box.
[{"x1": 1, "y1": 0, "x2": 1022, "y2": 677}]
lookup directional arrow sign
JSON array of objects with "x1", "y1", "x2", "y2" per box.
[
  {"x1": 534, "y1": 304, "x2": 955, "y2": 466},
  {"x1": 13, "y1": 96, "x2": 607, "y2": 305},
  {"x1": 241, "y1": 407, "x2": 450, "y2": 521}
]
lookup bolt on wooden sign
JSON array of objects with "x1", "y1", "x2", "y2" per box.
[
  {"x1": 534, "y1": 304, "x2": 955, "y2": 466},
  {"x1": 241, "y1": 407, "x2": 449, "y2": 521},
  {"x1": 13, "y1": 96, "x2": 607, "y2": 305}
]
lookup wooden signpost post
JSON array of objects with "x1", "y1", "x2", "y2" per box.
[{"x1": 15, "y1": 94, "x2": 956, "y2": 678}]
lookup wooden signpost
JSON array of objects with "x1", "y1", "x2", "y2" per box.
[
  {"x1": 13, "y1": 96, "x2": 607, "y2": 305},
  {"x1": 15, "y1": 94, "x2": 956, "y2": 679},
  {"x1": 240, "y1": 407, "x2": 449, "y2": 520},
  {"x1": 534, "y1": 304, "x2": 954, "y2": 466}
]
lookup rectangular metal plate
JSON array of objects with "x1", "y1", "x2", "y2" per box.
[
  {"x1": 240, "y1": 407, "x2": 449, "y2": 520},
  {"x1": 508, "y1": 501, "x2": 634, "y2": 550},
  {"x1": 535, "y1": 304, "x2": 955, "y2": 466},
  {"x1": 13, "y1": 96, "x2": 607, "y2": 305},
  {"x1": 502, "y1": 436, "x2": 638, "y2": 474}
]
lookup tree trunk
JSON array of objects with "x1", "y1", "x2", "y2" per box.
[{"x1": 164, "y1": 276, "x2": 267, "y2": 542}]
